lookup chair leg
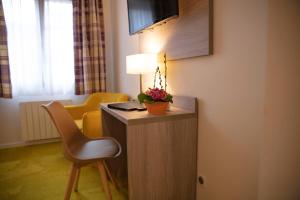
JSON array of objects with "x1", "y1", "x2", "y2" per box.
[
  {"x1": 74, "y1": 168, "x2": 81, "y2": 192},
  {"x1": 97, "y1": 161, "x2": 112, "y2": 200},
  {"x1": 65, "y1": 163, "x2": 78, "y2": 200},
  {"x1": 103, "y1": 161, "x2": 119, "y2": 190}
]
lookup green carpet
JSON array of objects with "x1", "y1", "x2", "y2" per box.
[{"x1": 0, "y1": 142, "x2": 127, "y2": 200}]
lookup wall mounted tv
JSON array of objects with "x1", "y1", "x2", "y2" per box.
[{"x1": 127, "y1": 0, "x2": 179, "y2": 35}]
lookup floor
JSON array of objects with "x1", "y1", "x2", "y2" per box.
[{"x1": 0, "y1": 142, "x2": 127, "y2": 200}]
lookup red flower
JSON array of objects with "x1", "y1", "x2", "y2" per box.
[{"x1": 145, "y1": 88, "x2": 168, "y2": 101}]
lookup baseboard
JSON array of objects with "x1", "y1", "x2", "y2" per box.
[{"x1": 0, "y1": 138, "x2": 61, "y2": 150}]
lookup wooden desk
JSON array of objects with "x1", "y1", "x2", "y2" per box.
[{"x1": 101, "y1": 96, "x2": 198, "y2": 200}]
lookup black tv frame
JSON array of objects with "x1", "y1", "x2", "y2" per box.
[{"x1": 127, "y1": 0, "x2": 179, "y2": 35}]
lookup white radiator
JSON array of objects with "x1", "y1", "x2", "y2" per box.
[{"x1": 20, "y1": 100, "x2": 72, "y2": 141}]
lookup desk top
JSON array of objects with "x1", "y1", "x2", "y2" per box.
[{"x1": 101, "y1": 96, "x2": 197, "y2": 125}]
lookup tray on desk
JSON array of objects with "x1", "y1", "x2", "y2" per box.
[{"x1": 107, "y1": 102, "x2": 146, "y2": 111}]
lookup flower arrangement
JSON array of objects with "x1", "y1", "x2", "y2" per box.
[{"x1": 138, "y1": 87, "x2": 173, "y2": 104}]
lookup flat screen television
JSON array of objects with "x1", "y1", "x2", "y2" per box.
[{"x1": 127, "y1": 0, "x2": 179, "y2": 35}]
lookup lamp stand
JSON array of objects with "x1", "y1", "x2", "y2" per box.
[{"x1": 164, "y1": 53, "x2": 167, "y2": 92}]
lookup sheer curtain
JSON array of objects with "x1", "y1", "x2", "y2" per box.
[{"x1": 2, "y1": 0, "x2": 74, "y2": 97}]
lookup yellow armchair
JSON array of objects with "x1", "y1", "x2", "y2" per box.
[{"x1": 65, "y1": 92, "x2": 128, "y2": 138}]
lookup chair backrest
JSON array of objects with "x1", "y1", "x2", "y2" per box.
[
  {"x1": 42, "y1": 101, "x2": 84, "y2": 153},
  {"x1": 84, "y1": 92, "x2": 129, "y2": 111}
]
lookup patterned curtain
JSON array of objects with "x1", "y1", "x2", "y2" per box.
[
  {"x1": 0, "y1": 0, "x2": 12, "y2": 98},
  {"x1": 73, "y1": 0, "x2": 106, "y2": 95}
]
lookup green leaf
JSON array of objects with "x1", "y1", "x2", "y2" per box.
[
  {"x1": 137, "y1": 93, "x2": 153, "y2": 103},
  {"x1": 165, "y1": 94, "x2": 173, "y2": 103}
]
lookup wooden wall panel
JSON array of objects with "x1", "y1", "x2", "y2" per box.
[{"x1": 140, "y1": 0, "x2": 212, "y2": 60}]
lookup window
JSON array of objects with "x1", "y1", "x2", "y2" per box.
[{"x1": 2, "y1": 0, "x2": 74, "y2": 96}]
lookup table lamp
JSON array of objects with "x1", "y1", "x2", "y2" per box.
[{"x1": 126, "y1": 53, "x2": 157, "y2": 93}]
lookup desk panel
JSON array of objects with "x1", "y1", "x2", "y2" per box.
[
  {"x1": 102, "y1": 109, "x2": 128, "y2": 193},
  {"x1": 101, "y1": 96, "x2": 198, "y2": 200},
  {"x1": 127, "y1": 117, "x2": 197, "y2": 200}
]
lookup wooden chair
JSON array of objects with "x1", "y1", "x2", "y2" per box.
[{"x1": 42, "y1": 101, "x2": 121, "y2": 200}]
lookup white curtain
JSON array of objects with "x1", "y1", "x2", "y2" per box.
[{"x1": 2, "y1": 0, "x2": 74, "y2": 96}]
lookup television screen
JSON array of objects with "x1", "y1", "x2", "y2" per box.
[{"x1": 127, "y1": 0, "x2": 179, "y2": 35}]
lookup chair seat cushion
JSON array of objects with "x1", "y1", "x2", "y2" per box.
[{"x1": 71, "y1": 138, "x2": 120, "y2": 161}]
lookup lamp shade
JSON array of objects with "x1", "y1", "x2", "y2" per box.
[{"x1": 126, "y1": 53, "x2": 157, "y2": 74}]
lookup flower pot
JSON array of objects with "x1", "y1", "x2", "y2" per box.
[{"x1": 144, "y1": 102, "x2": 169, "y2": 115}]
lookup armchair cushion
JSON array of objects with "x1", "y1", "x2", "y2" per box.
[
  {"x1": 65, "y1": 92, "x2": 128, "y2": 138},
  {"x1": 82, "y1": 110, "x2": 101, "y2": 138},
  {"x1": 64, "y1": 104, "x2": 87, "y2": 120}
]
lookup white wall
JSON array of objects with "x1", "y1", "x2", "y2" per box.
[
  {"x1": 0, "y1": 98, "x2": 22, "y2": 145},
  {"x1": 103, "y1": 0, "x2": 115, "y2": 92},
  {"x1": 112, "y1": 0, "x2": 300, "y2": 199},
  {"x1": 111, "y1": 0, "x2": 140, "y2": 97},
  {"x1": 258, "y1": 1, "x2": 300, "y2": 199},
  {"x1": 165, "y1": 1, "x2": 267, "y2": 199}
]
